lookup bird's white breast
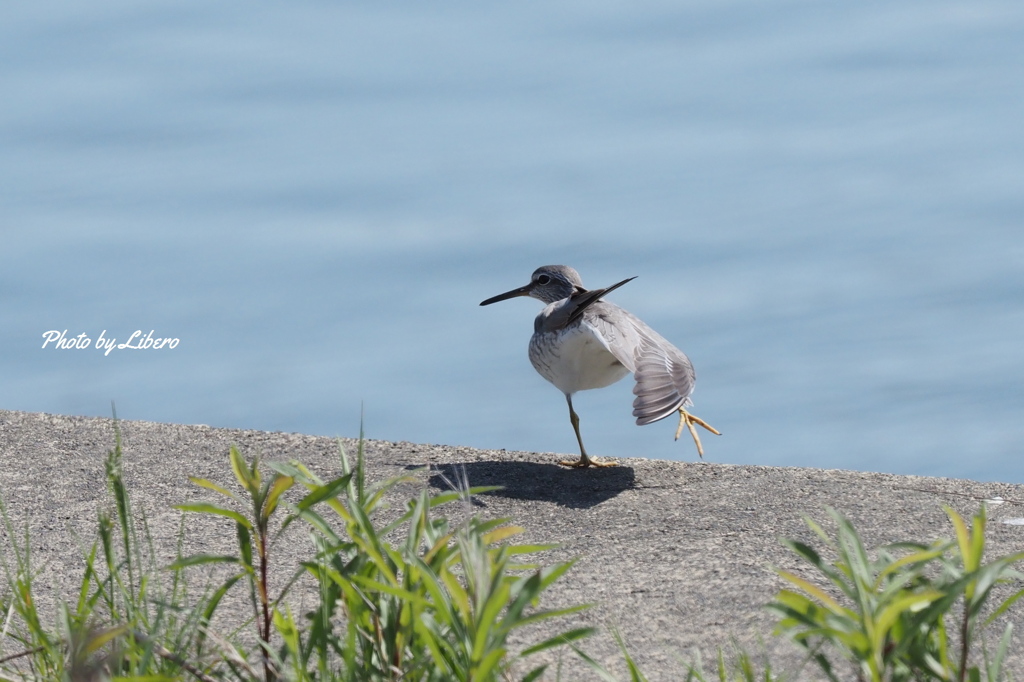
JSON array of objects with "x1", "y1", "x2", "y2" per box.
[{"x1": 529, "y1": 319, "x2": 630, "y2": 395}]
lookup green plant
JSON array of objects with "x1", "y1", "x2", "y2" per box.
[
  {"x1": 769, "y1": 506, "x2": 1024, "y2": 682},
  {"x1": 679, "y1": 644, "x2": 782, "y2": 682},
  {"x1": 580, "y1": 505, "x2": 1024, "y2": 682},
  {"x1": 174, "y1": 444, "x2": 299, "y2": 680},
  {"x1": 175, "y1": 436, "x2": 595, "y2": 681},
  {"x1": 0, "y1": 418, "x2": 219, "y2": 681},
  {"x1": 569, "y1": 629, "x2": 784, "y2": 682}
]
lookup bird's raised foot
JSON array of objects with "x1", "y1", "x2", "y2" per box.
[
  {"x1": 673, "y1": 409, "x2": 721, "y2": 458},
  {"x1": 558, "y1": 456, "x2": 618, "y2": 468}
]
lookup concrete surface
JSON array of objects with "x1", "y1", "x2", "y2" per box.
[{"x1": 1, "y1": 409, "x2": 1023, "y2": 680}]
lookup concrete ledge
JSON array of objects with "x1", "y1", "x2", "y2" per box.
[{"x1": 1, "y1": 409, "x2": 1023, "y2": 679}]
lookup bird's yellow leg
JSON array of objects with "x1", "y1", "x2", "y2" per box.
[
  {"x1": 559, "y1": 396, "x2": 618, "y2": 468},
  {"x1": 674, "y1": 409, "x2": 721, "y2": 459}
]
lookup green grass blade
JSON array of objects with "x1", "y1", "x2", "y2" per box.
[
  {"x1": 229, "y1": 445, "x2": 254, "y2": 494},
  {"x1": 174, "y1": 503, "x2": 253, "y2": 530},
  {"x1": 166, "y1": 554, "x2": 241, "y2": 570},
  {"x1": 296, "y1": 474, "x2": 354, "y2": 511},
  {"x1": 262, "y1": 475, "x2": 294, "y2": 519},
  {"x1": 187, "y1": 476, "x2": 239, "y2": 502},
  {"x1": 520, "y1": 627, "x2": 596, "y2": 656}
]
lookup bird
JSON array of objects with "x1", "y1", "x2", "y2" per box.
[{"x1": 480, "y1": 265, "x2": 719, "y2": 468}]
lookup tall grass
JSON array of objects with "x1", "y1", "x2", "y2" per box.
[
  {"x1": 0, "y1": 421, "x2": 223, "y2": 681},
  {"x1": 173, "y1": 435, "x2": 594, "y2": 681},
  {"x1": 769, "y1": 506, "x2": 1024, "y2": 682}
]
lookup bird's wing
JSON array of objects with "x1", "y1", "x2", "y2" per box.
[
  {"x1": 584, "y1": 303, "x2": 696, "y2": 425},
  {"x1": 622, "y1": 311, "x2": 696, "y2": 426},
  {"x1": 583, "y1": 303, "x2": 638, "y2": 373},
  {"x1": 533, "y1": 278, "x2": 635, "y2": 335}
]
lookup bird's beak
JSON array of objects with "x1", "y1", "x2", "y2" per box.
[{"x1": 480, "y1": 283, "x2": 534, "y2": 306}]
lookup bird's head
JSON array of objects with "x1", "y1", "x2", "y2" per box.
[{"x1": 479, "y1": 265, "x2": 585, "y2": 306}]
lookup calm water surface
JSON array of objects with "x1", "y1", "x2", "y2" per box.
[{"x1": 2, "y1": 1, "x2": 1023, "y2": 482}]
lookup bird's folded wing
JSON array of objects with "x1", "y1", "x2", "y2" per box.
[{"x1": 584, "y1": 304, "x2": 638, "y2": 373}]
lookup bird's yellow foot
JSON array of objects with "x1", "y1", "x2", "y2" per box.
[
  {"x1": 558, "y1": 456, "x2": 618, "y2": 468},
  {"x1": 674, "y1": 409, "x2": 721, "y2": 458}
]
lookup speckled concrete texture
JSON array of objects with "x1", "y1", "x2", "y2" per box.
[{"x1": 1, "y1": 410, "x2": 1022, "y2": 680}]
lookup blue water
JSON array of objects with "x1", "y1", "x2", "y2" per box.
[{"x1": 2, "y1": 1, "x2": 1023, "y2": 482}]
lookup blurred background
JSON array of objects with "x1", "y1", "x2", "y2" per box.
[{"x1": 2, "y1": 0, "x2": 1022, "y2": 482}]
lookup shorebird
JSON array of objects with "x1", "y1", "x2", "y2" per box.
[{"x1": 480, "y1": 265, "x2": 719, "y2": 468}]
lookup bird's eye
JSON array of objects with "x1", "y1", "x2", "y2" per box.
[{"x1": 537, "y1": 275, "x2": 551, "y2": 285}]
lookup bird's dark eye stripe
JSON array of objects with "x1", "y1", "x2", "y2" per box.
[{"x1": 537, "y1": 274, "x2": 551, "y2": 284}]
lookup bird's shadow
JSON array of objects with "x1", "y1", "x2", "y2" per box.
[{"x1": 413, "y1": 460, "x2": 635, "y2": 510}]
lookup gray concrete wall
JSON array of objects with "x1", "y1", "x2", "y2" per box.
[{"x1": 1, "y1": 410, "x2": 1022, "y2": 680}]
